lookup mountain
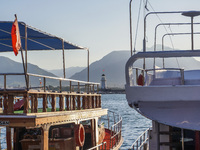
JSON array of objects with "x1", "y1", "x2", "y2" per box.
[
  {"x1": 70, "y1": 51, "x2": 130, "y2": 88},
  {"x1": 70, "y1": 50, "x2": 200, "y2": 88},
  {"x1": 0, "y1": 56, "x2": 57, "y2": 87},
  {"x1": 48, "y1": 67, "x2": 85, "y2": 78},
  {"x1": 2, "y1": 48, "x2": 200, "y2": 89}
]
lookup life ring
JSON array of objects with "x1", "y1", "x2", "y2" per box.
[{"x1": 74, "y1": 124, "x2": 85, "y2": 147}]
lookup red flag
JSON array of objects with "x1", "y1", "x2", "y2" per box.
[{"x1": 11, "y1": 17, "x2": 21, "y2": 56}]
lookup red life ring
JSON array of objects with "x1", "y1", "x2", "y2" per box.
[{"x1": 74, "y1": 124, "x2": 85, "y2": 147}]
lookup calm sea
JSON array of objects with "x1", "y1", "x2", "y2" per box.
[
  {"x1": 101, "y1": 94, "x2": 151, "y2": 149},
  {"x1": 0, "y1": 94, "x2": 151, "y2": 149}
]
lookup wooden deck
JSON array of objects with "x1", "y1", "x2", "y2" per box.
[
  {"x1": 0, "y1": 88, "x2": 107, "y2": 150},
  {"x1": 0, "y1": 89, "x2": 104, "y2": 127},
  {"x1": 0, "y1": 108, "x2": 107, "y2": 127}
]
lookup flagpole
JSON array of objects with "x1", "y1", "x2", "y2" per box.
[
  {"x1": 14, "y1": 14, "x2": 28, "y2": 90},
  {"x1": 20, "y1": 47, "x2": 28, "y2": 89}
]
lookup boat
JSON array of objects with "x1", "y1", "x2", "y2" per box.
[
  {"x1": 0, "y1": 17, "x2": 123, "y2": 150},
  {"x1": 125, "y1": 3, "x2": 200, "y2": 150}
]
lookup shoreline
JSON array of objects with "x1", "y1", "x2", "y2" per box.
[{"x1": 99, "y1": 89, "x2": 125, "y2": 94}]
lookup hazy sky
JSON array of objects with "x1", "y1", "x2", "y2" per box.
[{"x1": 1, "y1": 0, "x2": 200, "y2": 70}]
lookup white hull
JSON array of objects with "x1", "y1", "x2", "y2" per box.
[{"x1": 126, "y1": 85, "x2": 200, "y2": 104}]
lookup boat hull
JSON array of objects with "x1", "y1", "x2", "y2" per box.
[{"x1": 125, "y1": 84, "x2": 200, "y2": 105}]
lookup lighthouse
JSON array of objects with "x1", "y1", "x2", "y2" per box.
[{"x1": 101, "y1": 74, "x2": 107, "y2": 90}]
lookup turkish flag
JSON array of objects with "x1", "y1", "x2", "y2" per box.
[{"x1": 11, "y1": 18, "x2": 21, "y2": 56}]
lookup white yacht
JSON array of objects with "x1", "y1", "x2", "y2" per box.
[{"x1": 125, "y1": 9, "x2": 200, "y2": 150}]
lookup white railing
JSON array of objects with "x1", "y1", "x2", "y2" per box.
[
  {"x1": 88, "y1": 110, "x2": 123, "y2": 150},
  {"x1": 0, "y1": 72, "x2": 100, "y2": 93},
  {"x1": 131, "y1": 67, "x2": 184, "y2": 86},
  {"x1": 87, "y1": 142, "x2": 107, "y2": 150},
  {"x1": 129, "y1": 128, "x2": 150, "y2": 150}
]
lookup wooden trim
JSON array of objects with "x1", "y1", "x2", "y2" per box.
[
  {"x1": 88, "y1": 96, "x2": 91, "y2": 109},
  {"x1": 34, "y1": 94, "x2": 38, "y2": 113},
  {"x1": 51, "y1": 95, "x2": 56, "y2": 112},
  {"x1": 99, "y1": 96, "x2": 101, "y2": 108},
  {"x1": 43, "y1": 94, "x2": 47, "y2": 112},
  {"x1": 72, "y1": 95, "x2": 76, "y2": 110},
  {"x1": 6, "y1": 127, "x2": 12, "y2": 150},
  {"x1": 13, "y1": 128, "x2": 20, "y2": 150},
  {"x1": 59, "y1": 95, "x2": 64, "y2": 111},
  {"x1": 3, "y1": 94, "x2": 8, "y2": 114},
  {"x1": 35, "y1": 109, "x2": 107, "y2": 126},
  {"x1": 70, "y1": 95, "x2": 73, "y2": 110},
  {"x1": 66, "y1": 95, "x2": 70, "y2": 111},
  {"x1": 41, "y1": 125, "x2": 50, "y2": 150},
  {"x1": 91, "y1": 119, "x2": 96, "y2": 147},
  {"x1": 77, "y1": 96, "x2": 81, "y2": 110},
  {"x1": 31, "y1": 95, "x2": 34, "y2": 113},
  {"x1": 0, "y1": 97, "x2": 2, "y2": 108},
  {"x1": 83, "y1": 96, "x2": 86, "y2": 109},
  {"x1": 8, "y1": 95, "x2": 14, "y2": 114},
  {"x1": 95, "y1": 96, "x2": 98, "y2": 108},
  {"x1": 23, "y1": 93, "x2": 29, "y2": 114},
  {"x1": 92, "y1": 96, "x2": 95, "y2": 108}
]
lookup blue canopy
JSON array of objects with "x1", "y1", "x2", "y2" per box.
[{"x1": 0, "y1": 21, "x2": 84, "y2": 52}]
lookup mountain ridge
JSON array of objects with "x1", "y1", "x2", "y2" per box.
[{"x1": 1, "y1": 49, "x2": 200, "y2": 88}]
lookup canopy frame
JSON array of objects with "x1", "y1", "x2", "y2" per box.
[{"x1": 0, "y1": 21, "x2": 90, "y2": 88}]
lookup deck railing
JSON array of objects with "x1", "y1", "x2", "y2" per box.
[
  {"x1": 87, "y1": 142, "x2": 107, "y2": 150},
  {"x1": 0, "y1": 73, "x2": 101, "y2": 114},
  {"x1": 87, "y1": 110, "x2": 123, "y2": 150},
  {"x1": 0, "y1": 73, "x2": 99, "y2": 93},
  {"x1": 103, "y1": 110, "x2": 123, "y2": 149},
  {"x1": 132, "y1": 67, "x2": 185, "y2": 86},
  {"x1": 129, "y1": 128, "x2": 150, "y2": 150}
]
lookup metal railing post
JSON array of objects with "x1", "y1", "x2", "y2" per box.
[
  {"x1": 136, "y1": 68, "x2": 138, "y2": 85},
  {"x1": 180, "y1": 69, "x2": 185, "y2": 85},
  {"x1": 4, "y1": 74, "x2": 6, "y2": 91}
]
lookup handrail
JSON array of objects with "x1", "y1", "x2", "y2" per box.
[
  {"x1": 145, "y1": 67, "x2": 183, "y2": 72},
  {"x1": 88, "y1": 110, "x2": 122, "y2": 150},
  {"x1": 125, "y1": 50, "x2": 200, "y2": 86},
  {"x1": 131, "y1": 67, "x2": 185, "y2": 86},
  {"x1": 0, "y1": 72, "x2": 102, "y2": 114},
  {"x1": 106, "y1": 110, "x2": 123, "y2": 149},
  {"x1": 0, "y1": 72, "x2": 99, "y2": 93},
  {"x1": 27, "y1": 73, "x2": 99, "y2": 85},
  {"x1": 87, "y1": 142, "x2": 107, "y2": 150},
  {"x1": 129, "y1": 128, "x2": 150, "y2": 150}
]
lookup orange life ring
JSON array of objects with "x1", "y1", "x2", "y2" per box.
[{"x1": 74, "y1": 124, "x2": 85, "y2": 147}]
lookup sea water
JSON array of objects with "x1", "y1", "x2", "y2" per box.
[
  {"x1": 101, "y1": 94, "x2": 151, "y2": 149},
  {"x1": 0, "y1": 94, "x2": 151, "y2": 149}
]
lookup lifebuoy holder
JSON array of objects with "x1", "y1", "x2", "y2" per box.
[{"x1": 74, "y1": 124, "x2": 85, "y2": 147}]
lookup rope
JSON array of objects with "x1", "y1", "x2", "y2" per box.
[
  {"x1": 133, "y1": 0, "x2": 143, "y2": 54},
  {"x1": 146, "y1": 1, "x2": 180, "y2": 68}
]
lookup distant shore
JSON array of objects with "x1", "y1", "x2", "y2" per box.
[{"x1": 99, "y1": 88, "x2": 125, "y2": 94}]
